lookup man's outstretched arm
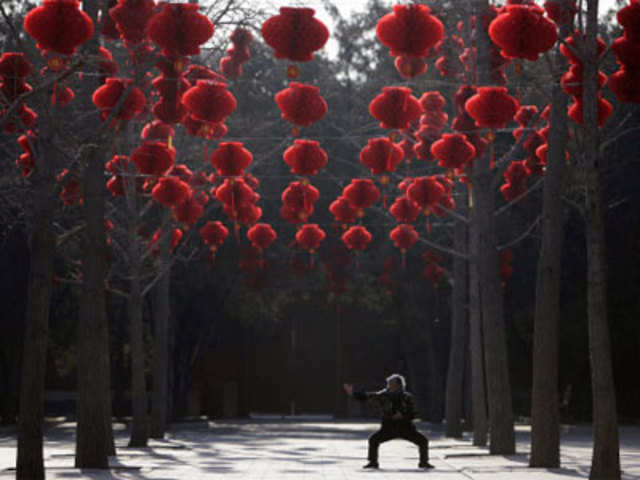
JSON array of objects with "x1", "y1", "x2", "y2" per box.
[{"x1": 343, "y1": 383, "x2": 380, "y2": 402}]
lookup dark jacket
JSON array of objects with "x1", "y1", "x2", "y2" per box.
[{"x1": 353, "y1": 388, "x2": 417, "y2": 428}]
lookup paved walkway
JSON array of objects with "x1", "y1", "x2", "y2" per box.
[{"x1": 1, "y1": 421, "x2": 639, "y2": 479}]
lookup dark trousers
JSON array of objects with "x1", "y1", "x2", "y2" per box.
[{"x1": 368, "y1": 423, "x2": 429, "y2": 464}]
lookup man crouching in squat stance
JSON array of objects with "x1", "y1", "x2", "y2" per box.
[{"x1": 343, "y1": 374, "x2": 434, "y2": 470}]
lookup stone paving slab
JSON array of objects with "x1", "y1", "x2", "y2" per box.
[{"x1": 0, "y1": 421, "x2": 639, "y2": 479}]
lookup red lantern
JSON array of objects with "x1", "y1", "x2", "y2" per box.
[
  {"x1": 227, "y1": 202, "x2": 262, "y2": 226},
  {"x1": 423, "y1": 263, "x2": 445, "y2": 287},
  {"x1": 131, "y1": 141, "x2": 175, "y2": 176},
  {"x1": 413, "y1": 126, "x2": 441, "y2": 162},
  {"x1": 369, "y1": 86, "x2": 422, "y2": 130},
  {"x1": 151, "y1": 228, "x2": 183, "y2": 254},
  {"x1": 283, "y1": 139, "x2": 328, "y2": 176},
  {"x1": 544, "y1": 1, "x2": 577, "y2": 25},
  {"x1": 611, "y1": 36, "x2": 640, "y2": 69},
  {"x1": 200, "y1": 221, "x2": 229, "y2": 249},
  {"x1": 141, "y1": 120, "x2": 175, "y2": 141},
  {"x1": 92, "y1": 78, "x2": 146, "y2": 121},
  {"x1": 560, "y1": 33, "x2": 607, "y2": 64},
  {"x1": 465, "y1": 86, "x2": 519, "y2": 129},
  {"x1": 109, "y1": 0, "x2": 155, "y2": 44},
  {"x1": 489, "y1": 4, "x2": 557, "y2": 61},
  {"x1": 172, "y1": 192, "x2": 204, "y2": 226},
  {"x1": 390, "y1": 224, "x2": 419, "y2": 251},
  {"x1": 394, "y1": 56, "x2": 427, "y2": 79},
  {"x1": 215, "y1": 178, "x2": 257, "y2": 209},
  {"x1": 182, "y1": 80, "x2": 237, "y2": 124},
  {"x1": 183, "y1": 116, "x2": 228, "y2": 139},
  {"x1": 274, "y1": 82, "x2": 328, "y2": 127},
  {"x1": 152, "y1": 176, "x2": 191, "y2": 207},
  {"x1": 296, "y1": 224, "x2": 326, "y2": 252},
  {"x1": 360, "y1": 138, "x2": 404, "y2": 176},
  {"x1": 618, "y1": 0, "x2": 640, "y2": 42},
  {"x1": 210, "y1": 142, "x2": 253, "y2": 177},
  {"x1": 376, "y1": 4, "x2": 444, "y2": 57},
  {"x1": 430, "y1": 133, "x2": 476, "y2": 170},
  {"x1": 343, "y1": 179, "x2": 380, "y2": 212},
  {"x1": 282, "y1": 181, "x2": 320, "y2": 222},
  {"x1": 499, "y1": 249, "x2": 515, "y2": 282},
  {"x1": 247, "y1": 223, "x2": 277, "y2": 250},
  {"x1": 0, "y1": 53, "x2": 32, "y2": 79},
  {"x1": 567, "y1": 95, "x2": 612, "y2": 126},
  {"x1": 147, "y1": 3, "x2": 214, "y2": 57},
  {"x1": 261, "y1": 7, "x2": 329, "y2": 62},
  {"x1": 390, "y1": 196, "x2": 420, "y2": 223},
  {"x1": 407, "y1": 177, "x2": 445, "y2": 213},
  {"x1": 51, "y1": 85, "x2": 75, "y2": 107},
  {"x1": 609, "y1": 68, "x2": 640, "y2": 103},
  {"x1": 514, "y1": 105, "x2": 538, "y2": 126},
  {"x1": 24, "y1": 0, "x2": 94, "y2": 55},
  {"x1": 342, "y1": 225, "x2": 373, "y2": 251},
  {"x1": 330, "y1": 196, "x2": 358, "y2": 224}
]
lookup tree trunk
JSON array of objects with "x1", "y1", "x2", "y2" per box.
[
  {"x1": 151, "y1": 226, "x2": 171, "y2": 439},
  {"x1": 126, "y1": 162, "x2": 148, "y2": 447},
  {"x1": 472, "y1": 0, "x2": 515, "y2": 454},
  {"x1": 445, "y1": 203, "x2": 467, "y2": 437},
  {"x1": 16, "y1": 133, "x2": 56, "y2": 480},
  {"x1": 530, "y1": 6, "x2": 571, "y2": 467},
  {"x1": 584, "y1": 1, "x2": 620, "y2": 477},
  {"x1": 469, "y1": 199, "x2": 488, "y2": 447}
]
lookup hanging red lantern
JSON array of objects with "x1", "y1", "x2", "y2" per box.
[
  {"x1": 430, "y1": 133, "x2": 476, "y2": 170},
  {"x1": 489, "y1": 4, "x2": 557, "y2": 61},
  {"x1": 544, "y1": 1, "x2": 577, "y2": 25},
  {"x1": 210, "y1": 142, "x2": 253, "y2": 177},
  {"x1": 24, "y1": 0, "x2": 94, "y2": 55},
  {"x1": 227, "y1": 202, "x2": 262, "y2": 226},
  {"x1": 376, "y1": 4, "x2": 444, "y2": 58},
  {"x1": 611, "y1": 36, "x2": 640, "y2": 69},
  {"x1": 215, "y1": 178, "x2": 257, "y2": 209},
  {"x1": 167, "y1": 164, "x2": 193, "y2": 184},
  {"x1": 406, "y1": 176, "x2": 445, "y2": 213},
  {"x1": 274, "y1": 82, "x2": 328, "y2": 127},
  {"x1": 261, "y1": 7, "x2": 329, "y2": 62},
  {"x1": 423, "y1": 263, "x2": 445, "y2": 287},
  {"x1": 182, "y1": 80, "x2": 237, "y2": 124},
  {"x1": 109, "y1": 0, "x2": 155, "y2": 44},
  {"x1": 413, "y1": 126, "x2": 441, "y2": 162},
  {"x1": 560, "y1": 33, "x2": 607, "y2": 64},
  {"x1": 183, "y1": 116, "x2": 228, "y2": 139},
  {"x1": 390, "y1": 195, "x2": 420, "y2": 223},
  {"x1": 131, "y1": 141, "x2": 175, "y2": 177},
  {"x1": 567, "y1": 95, "x2": 612, "y2": 126},
  {"x1": 92, "y1": 78, "x2": 146, "y2": 121},
  {"x1": 0, "y1": 53, "x2": 32, "y2": 79},
  {"x1": 296, "y1": 224, "x2": 326, "y2": 252},
  {"x1": 283, "y1": 139, "x2": 328, "y2": 176},
  {"x1": 282, "y1": 181, "x2": 320, "y2": 222},
  {"x1": 150, "y1": 228, "x2": 183, "y2": 254},
  {"x1": 369, "y1": 86, "x2": 422, "y2": 130},
  {"x1": 394, "y1": 56, "x2": 428, "y2": 79},
  {"x1": 390, "y1": 224, "x2": 419, "y2": 251},
  {"x1": 499, "y1": 249, "x2": 515, "y2": 282},
  {"x1": 172, "y1": 192, "x2": 204, "y2": 226},
  {"x1": 141, "y1": 120, "x2": 175, "y2": 141},
  {"x1": 617, "y1": 0, "x2": 640, "y2": 42},
  {"x1": 147, "y1": 3, "x2": 214, "y2": 57},
  {"x1": 151, "y1": 176, "x2": 191, "y2": 207},
  {"x1": 465, "y1": 86, "x2": 519, "y2": 130},
  {"x1": 247, "y1": 223, "x2": 277, "y2": 250},
  {"x1": 342, "y1": 225, "x2": 373, "y2": 251},
  {"x1": 609, "y1": 68, "x2": 640, "y2": 103},
  {"x1": 330, "y1": 196, "x2": 358, "y2": 225},
  {"x1": 360, "y1": 138, "x2": 404, "y2": 176},
  {"x1": 200, "y1": 221, "x2": 229, "y2": 250},
  {"x1": 343, "y1": 179, "x2": 380, "y2": 213}
]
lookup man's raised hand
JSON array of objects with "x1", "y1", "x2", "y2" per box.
[{"x1": 343, "y1": 383, "x2": 354, "y2": 396}]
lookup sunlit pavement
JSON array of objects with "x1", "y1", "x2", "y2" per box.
[{"x1": 1, "y1": 421, "x2": 639, "y2": 479}]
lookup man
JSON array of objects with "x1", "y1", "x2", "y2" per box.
[{"x1": 343, "y1": 374, "x2": 433, "y2": 470}]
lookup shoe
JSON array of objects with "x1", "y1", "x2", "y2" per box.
[
  {"x1": 363, "y1": 462, "x2": 379, "y2": 469},
  {"x1": 418, "y1": 462, "x2": 435, "y2": 469}
]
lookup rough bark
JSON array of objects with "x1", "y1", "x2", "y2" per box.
[
  {"x1": 471, "y1": 0, "x2": 515, "y2": 454},
  {"x1": 530, "y1": 6, "x2": 571, "y2": 467},
  {"x1": 150, "y1": 227, "x2": 171, "y2": 439},
  {"x1": 126, "y1": 161, "x2": 148, "y2": 447},
  {"x1": 445, "y1": 205, "x2": 467, "y2": 437},
  {"x1": 16, "y1": 132, "x2": 56, "y2": 480},
  {"x1": 75, "y1": 144, "x2": 112, "y2": 467},
  {"x1": 469, "y1": 202, "x2": 488, "y2": 446},
  {"x1": 584, "y1": 1, "x2": 621, "y2": 477}
]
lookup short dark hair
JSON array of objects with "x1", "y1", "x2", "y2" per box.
[{"x1": 386, "y1": 373, "x2": 406, "y2": 390}]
